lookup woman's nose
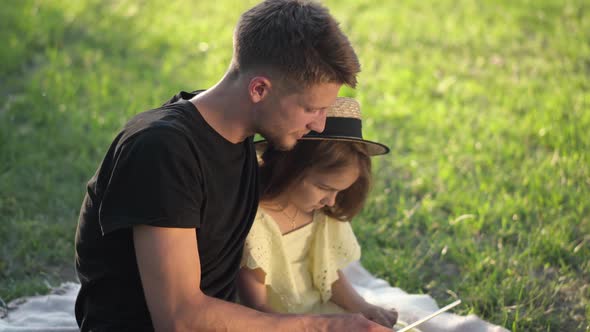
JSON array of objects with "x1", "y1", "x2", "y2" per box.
[{"x1": 322, "y1": 192, "x2": 337, "y2": 207}]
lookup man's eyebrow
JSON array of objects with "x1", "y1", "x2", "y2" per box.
[{"x1": 306, "y1": 104, "x2": 330, "y2": 110}]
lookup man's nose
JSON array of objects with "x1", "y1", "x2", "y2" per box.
[{"x1": 307, "y1": 111, "x2": 327, "y2": 133}]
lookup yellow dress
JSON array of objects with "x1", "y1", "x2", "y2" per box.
[{"x1": 241, "y1": 210, "x2": 361, "y2": 314}]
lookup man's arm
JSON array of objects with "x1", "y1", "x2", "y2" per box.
[
  {"x1": 133, "y1": 225, "x2": 281, "y2": 331},
  {"x1": 133, "y1": 225, "x2": 388, "y2": 331}
]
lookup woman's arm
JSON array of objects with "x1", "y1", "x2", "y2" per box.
[
  {"x1": 330, "y1": 270, "x2": 369, "y2": 311},
  {"x1": 236, "y1": 267, "x2": 278, "y2": 313},
  {"x1": 234, "y1": 266, "x2": 389, "y2": 331},
  {"x1": 331, "y1": 270, "x2": 398, "y2": 328}
]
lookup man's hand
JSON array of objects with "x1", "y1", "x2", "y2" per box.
[
  {"x1": 321, "y1": 313, "x2": 395, "y2": 331},
  {"x1": 359, "y1": 303, "x2": 398, "y2": 328}
]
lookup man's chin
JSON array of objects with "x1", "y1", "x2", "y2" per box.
[{"x1": 266, "y1": 137, "x2": 298, "y2": 151}]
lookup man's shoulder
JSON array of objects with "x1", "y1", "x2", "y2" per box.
[
  {"x1": 161, "y1": 90, "x2": 202, "y2": 106},
  {"x1": 117, "y1": 99, "x2": 201, "y2": 151}
]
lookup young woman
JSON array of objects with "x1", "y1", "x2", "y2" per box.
[{"x1": 237, "y1": 97, "x2": 400, "y2": 329}]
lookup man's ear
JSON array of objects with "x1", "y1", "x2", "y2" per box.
[{"x1": 248, "y1": 76, "x2": 273, "y2": 103}]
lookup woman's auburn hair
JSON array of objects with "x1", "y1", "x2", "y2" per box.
[{"x1": 258, "y1": 140, "x2": 372, "y2": 221}]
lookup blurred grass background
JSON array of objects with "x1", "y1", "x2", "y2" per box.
[{"x1": 0, "y1": 0, "x2": 588, "y2": 330}]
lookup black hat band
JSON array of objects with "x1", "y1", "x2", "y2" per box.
[{"x1": 304, "y1": 117, "x2": 363, "y2": 139}]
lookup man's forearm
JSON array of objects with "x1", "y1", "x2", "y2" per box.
[
  {"x1": 133, "y1": 227, "x2": 362, "y2": 331},
  {"x1": 167, "y1": 293, "x2": 380, "y2": 332},
  {"x1": 168, "y1": 294, "x2": 310, "y2": 332}
]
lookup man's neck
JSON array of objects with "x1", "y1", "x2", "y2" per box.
[{"x1": 189, "y1": 76, "x2": 254, "y2": 144}]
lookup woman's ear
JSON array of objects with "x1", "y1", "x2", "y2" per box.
[{"x1": 248, "y1": 76, "x2": 273, "y2": 103}]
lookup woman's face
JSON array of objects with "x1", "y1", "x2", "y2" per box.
[{"x1": 287, "y1": 163, "x2": 360, "y2": 213}]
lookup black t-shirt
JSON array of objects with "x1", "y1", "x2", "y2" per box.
[{"x1": 74, "y1": 91, "x2": 259, "y2": 331}]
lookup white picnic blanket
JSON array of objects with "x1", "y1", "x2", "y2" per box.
[
  {"x1": 0, "y1": 262, "x2": 509, "y2": 332},
  {"x1": 0, "y1": 282, "x2": 79, "y2": 332},
  {"x1": 342, "y1": 262, "x2": 509, "y2": 332}
]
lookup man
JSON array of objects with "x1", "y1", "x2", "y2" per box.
[{"x1": 75, "y1": 0, "x2": 389, "y2": 330}]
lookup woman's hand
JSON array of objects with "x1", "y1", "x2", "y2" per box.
[
  {"x1": 359, "y1": 302, "x2": 398, "y2": 328},
  {"x1": 330, "y1": 270, "x2": 399, "y2": 328}
]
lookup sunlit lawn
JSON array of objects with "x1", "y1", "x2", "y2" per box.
[{"x1": 1, "y1": 0, "x2": 588, "y2": 331}]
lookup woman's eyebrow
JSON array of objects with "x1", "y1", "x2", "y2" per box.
[{"x1": 318, "y1": 182, "x2": 342, "y2": 191}]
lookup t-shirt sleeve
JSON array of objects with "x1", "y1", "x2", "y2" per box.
[{"x1": 98, "y1": 127, "x2": 203, "y2": 235}]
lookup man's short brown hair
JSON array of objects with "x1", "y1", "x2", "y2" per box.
[{"x1": 231, "y1": 0, "x2": 361, "y2": 88}]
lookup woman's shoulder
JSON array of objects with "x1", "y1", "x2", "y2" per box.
[
  {"x1": 255, "y1": 207, "x2": 279, "y2": 223},
  {"x1": 254, "y1": 208, "x2": 267, "y2": 222},
  {"x1": 251, "y1": 207, "x2": 280, "y2": 234},
  {"x1": 316, "y1": 211, "x2": 351, "y2": 225}
]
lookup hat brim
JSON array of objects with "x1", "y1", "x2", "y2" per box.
[{"x1": 254, "y1": 136, "x2": 390, "y2": 156}]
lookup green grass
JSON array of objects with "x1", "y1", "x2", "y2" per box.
[{"x1": 1, "y1": 0, "x2": 588, "y2": 330}]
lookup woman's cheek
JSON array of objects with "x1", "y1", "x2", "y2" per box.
[{"x1": 312, "y1": 189, "x2": 323, "y2": 204}]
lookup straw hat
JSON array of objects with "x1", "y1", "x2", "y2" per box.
[{"x1": 255, "y1": 97, "x2": 390, "y2": 156}]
